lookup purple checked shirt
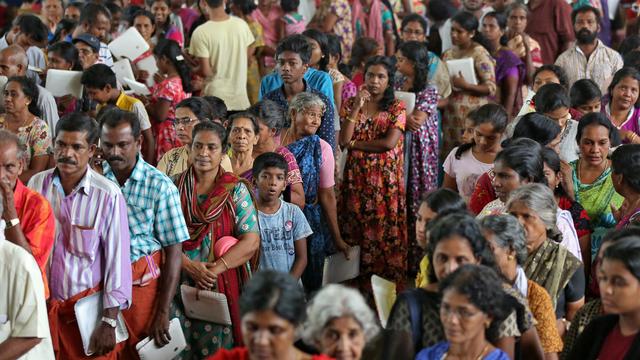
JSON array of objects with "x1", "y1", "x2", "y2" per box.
[{"x1": 28, "y1": 167, "x2": 132, "y2": 309}]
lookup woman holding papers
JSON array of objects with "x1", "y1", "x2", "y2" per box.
[
  {"x1": 0, "y1": 76, "x2": 52, "y2": 183},
  {"x1": 46, "y1": 41, "x2": 82, "y2": 117},
  {"x1": 442, "y1": 11, "x2": 496, "y2": 158}
]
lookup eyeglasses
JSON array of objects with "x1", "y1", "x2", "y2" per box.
[
  {"x1": 173, "y1": 117, "x2": 199, "y2": 127},
  {"x1": 440, "y1": 304, "x2": 482, "y2": 320}
]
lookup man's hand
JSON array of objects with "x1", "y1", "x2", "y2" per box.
[
  {"x1": 148, "y1": 311, "x2": 172, "y2": 347},
  {"x1": 89, "y1": 322, "x2": 116, "y2": 356},
  {"x1": 0, "y1": 178, "x2": 18, "y2": 222}
]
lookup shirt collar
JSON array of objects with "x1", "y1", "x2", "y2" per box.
[
  {"x1": 279, "y1": 79, "x2": 308, "y2": 97},
  {"x1": 576, "y1": 39, "x2": 603, "y2": 56},
  {"x1": 103, "y1": 154, "x2": 146, "y2": 185},
  {"x1": 52, "y1": 166, "x2": 93, "y2": 196}
]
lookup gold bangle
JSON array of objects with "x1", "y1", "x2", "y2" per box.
[
  {"x1": 349, "y1": 140, "x2": 356, "y2": 149},
  {"x1": 346, "y1": 116, "x2": 356, "y2": 124},
  {"x1": 219, "y1": 256, "x2": 230, "y2": 271}
]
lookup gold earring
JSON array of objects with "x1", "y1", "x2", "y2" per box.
[{"x1": 507, "y1": 255, "x2": 514, "y2": 261}]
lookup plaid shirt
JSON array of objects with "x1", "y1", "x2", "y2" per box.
[{"x1": 103, "y1": 156, "x2": 189, "y2": 262}]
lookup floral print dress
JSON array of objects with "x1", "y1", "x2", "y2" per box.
[
  {"x1": 339, "y1": 98, "x2": 407, "y2": 293},
  {"x1": 0, "y1": 116, "x2": 52, "y2": 166},
  {"x1": 313, "y1": 0, "x2": 354, "y2": 61},
  {"x1": 150, "y1": 76, "x2": 189, "y2": 162}
]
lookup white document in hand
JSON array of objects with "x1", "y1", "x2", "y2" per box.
[
  {"x1": 394, "y1": 91, "x2": 416, "y2": 115},
  {"x1": 113, "y1": 59, "x2": 136, "y2": 87},
  {"x1": 123, "y1": 78, "x2": 151, "y2": 96},
  {"x1": 108, "y1": 27, "x2": 150, "y2": 61},
  {"x1": 74, "y1": 291, "x2": 129, "y2": 356},
  {"x1": 322, "y1": 246, "x2": 361, "y2": 285},
  {"x1": 371, "y1": 275, "x2": 397, "y2": 328},
  {"x1": 45, "y1": 70, "x2": 83, "y2": 98},
  {"x1": 135, "y1": 55, "x2": 159, "y2": 87},
  {"x1": 446, "y1": 58, "x2": 478, "y2": 86},
  {"x1": 136, "y1": 318, "x2": 186, "y2": 360}
]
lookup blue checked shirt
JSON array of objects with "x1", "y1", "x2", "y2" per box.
[{"x1": 103, "y1": 156, "x2": 189, "y2": 262}]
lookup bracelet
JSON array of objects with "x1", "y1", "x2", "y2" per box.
[
  {"x1": 346, "y1": 116, "x2": 357, "y2": 124},
  {"x1": 630, "y1": 132, "x2": 639, "y2": 143},
  {"x1": 349, "y1": 140, "x2": 356, "y2": 149},
  {"x1": 219, "y1": 256, "x2": 230, "y2": 271}
]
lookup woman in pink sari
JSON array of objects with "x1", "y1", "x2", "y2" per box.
[{"x1": 351, "y1": 0, "x2": 396, "y2": 55}]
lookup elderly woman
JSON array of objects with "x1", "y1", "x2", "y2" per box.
[
  {"x1": 228, "y1": 112, "x2": 260, "y2": 181},
  {"x1": 249, "y1": 100, "x2": 304, "y2": 209},
  {"x1": 507, "y1": 184, "x2": 585, "y2": 338},
  {"x1": 280, "y1": 92, "x2": 348, "y2": 292},
  {"x1": 302, "y1": 284, "x2": 379, "y2": 360},
  {"x1": 209, "y1": 271, "x2": 333, "y2": 360},
  {"x1": 611, "y1": 144, "x2": 640, "y2": 228},
  {"x1": 480, "y1": 215, "x2": 563, "y2": 359},
  {"x1": 157, "y1": 97, "x2": 232, "y2": 177},
  {"x1": 416, "y1": 265, "x2": 511, "y2": 360},
  {"x1": 171, "y1": 121, "x2": 260, "y2": 356},
  {"x1": 1, "y1": 76, "x2": 52, "y2": 183}
]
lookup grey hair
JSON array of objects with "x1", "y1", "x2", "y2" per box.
[
  {"x1": 301, "y1": 284, "x2": 379, "y2": 345},
  {"x1": 288, "y1": 92, "x2": 326, "y2": 116},
  {"x1": 506, "y1": 2, "x2": 529, "y2": 17},
  {"x1": 0, "y1": 129, "x2": 27, "y2": 160},
  {"x1": 507, "y1": 184, "x2": 562, "y2": 241},
  {"x1": 479, "y1": 215, "x2": 528, "y2": 265}
]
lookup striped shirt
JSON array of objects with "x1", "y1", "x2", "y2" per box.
[
  {"x1": 555, "y1": 40, "x2": 623, "y2": 91},
  {"x1": 28, "y1": 167, "x2": 132, "y2": 309},
  {"x1": 103, "y1": 156, "x2": 189, "y2": 262}
]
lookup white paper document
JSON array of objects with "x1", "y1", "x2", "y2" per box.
[
  {"x1": 45, "y1": 70, "x2": 83, "y2": 98},
  {"x1": 113, "y1": 59, "x2": 136, "y2": 87},
  {"x1": 74, "y1": 291, "x2": 129, "y2": 356},
  {"x1": 322, "y1": 246, "x2": 361, "y2": 285},
  {"x1": 371, "y1": 275, "x2": 397, "y2": 328},
  {"x1": 136, "y1": 318, "x2": 186, "y2": 360},
  {"x1": 446, "y1": 58, "x2": 478, "y2": 86},
  {"x1": 123, "y1": 77, "x2": 150, "y2": 96},
  {"x1": 395, "y1": 91, "x2": 416, "y2": 115},
  {"x1": 135, "y1": 55, "x2": 159, "y2": 87},
  {"x1": 108, "y1": 27, "x2": 150, "y2": 60}
]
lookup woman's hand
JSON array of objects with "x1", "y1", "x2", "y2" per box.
[
  {"x1": 353, "y1": 87, "x2": 371, "y2": 112},
  {"x1": 334, "y1": 237, "x2": 351, "y2": 259},
  {"x1": 153, "y1": 72, "x2": 166, "y2": 84},
  {"x1": 452, "y1": 72, "x2": 469, "y2": 91},
  {"x1": 612, "y1": 199, "x2": 630, "y2": 222},
  {"x1": 559, "y1": 160, "x2": 575, "y2": 200},
  {"x1": 136, "y1": 70, "x2": 150, "y2": 83},
  {"x1": 406, "y1": 112, "x2": 427, "y2": 132},
  {"x1": 186, "y1": 260, "x2": 217, "y2": 290}
]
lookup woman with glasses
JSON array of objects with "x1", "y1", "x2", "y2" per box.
[{"x1": 157, "y1": 97, "x2": 232, "y2": 177}]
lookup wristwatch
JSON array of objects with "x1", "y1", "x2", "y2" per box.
[
  {"x1": 5, "y1": 218, "x2": 19, "y2": 229},
  {"x1": 101, "y1": 316, "x2": 117, "y2": 328}
]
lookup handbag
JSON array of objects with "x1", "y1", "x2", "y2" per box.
[
  {"x1": 180, "y1": 284, "x2": 232, "y2": 325},
  {"x1": 136, "y1": 318, "x2": 186, "y2": 360}
]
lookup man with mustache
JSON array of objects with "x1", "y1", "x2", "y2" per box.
[
  {"x1": 98, "y1": 108, "x2": 189, "y2": 356},
  {"x1": 555, "y1": 5, "x2": 623, "y2": 91},
  {"x1": 28, "y1": 113, "x2": 132, "y2": 359}
]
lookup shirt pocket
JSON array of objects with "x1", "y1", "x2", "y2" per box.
[
  {"x1": 127, "y1": 198, "x2": 154, "y2": 237},
  {"x1": 66, "y1": 222, "x2": 100, "y2": 261}
]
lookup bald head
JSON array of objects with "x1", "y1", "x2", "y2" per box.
[{"x1": 0, "y1": 46, "x2": 28, "y2": 77}]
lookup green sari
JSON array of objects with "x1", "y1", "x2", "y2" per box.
[{"x1": 570, "y1": 160, "x2": 623, "y2": 259}]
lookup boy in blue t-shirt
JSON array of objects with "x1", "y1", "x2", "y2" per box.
[{"x1": 253, "y1": 152, "x2": 312, "y2": 279}]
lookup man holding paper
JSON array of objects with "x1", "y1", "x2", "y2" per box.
[
  {"x1": 28, "y1": 113, "x2": 132, "y2": 359},
  {"x1": 99, "y1": 108, "x2": 189, "y2": 355}
]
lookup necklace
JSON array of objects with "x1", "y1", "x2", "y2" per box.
[
  {"x1": 443, "y1": 343, "x2": 491, "y2": 360},
  {"x1": 577, "y1": 158, "x2": 609, "y2": 184}
]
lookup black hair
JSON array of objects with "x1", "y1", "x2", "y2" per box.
[
  {"x1": 623, "y1": 50, "x2": 640, "y2": 71},
  {"x1": 363, "y1": 56, "x2": 396, "y2": 112},
  {"x1": 611, "y1": 144, "x2": 640, "y2": 193},
  {"x1": 50, "y1": 18, "x2": 77, "y2": 44},
  {"x1": 455, "y1": 103, "x2": 508, "y2": 159},
  {"x1": 608, "y1": 67, "x2": 640, "y2": 107},
  {"x1": 252, "y1": 152, "x2": 289, "y2": 179},
  {"x1": 239, "y1": 271, "x2": 307, "y2": 325},
  {"x1": 47, "y1": 41, "x2": 82, "y2": 71},
  {"x1": 276, "y1": 34, "x2": 312, "y2": 64},
  {"x1": 533, "y1": 65, "x2": 569, "y2": 90},
  {"x1": 153, "y1": 39, "x2": 193, "y2": 93},
  {"x1": 249, "y1": 100, "x2": 286, "y2": 133},
  {"x1": 149, "y1": 0, "x2": 172, "y2": 37},
  {"x1": 603, "y1": 237, "x2": 640, "y2": 282},
  {"x1": 570, "y1": 79, "x2": 602, "y2": 108},
  {"x1": 132, "y1": 9, "x2": 156, "y2": 28},
  {"x1": 439, "y1": 265, "x2": 511, "y2": 343},
  {"x1": 203, "y1": 0, "x2": 225, "y2": 8},
  {"x1": 533, "y1": 83, "x2": 571, "y2": 113},
  {"x1": 421, "y1": 188, "x2": 467, "y2": 217},
  {"x1": 495, "y1": 138, "x2": 546, "y2": 184},
  {"x1": 401, "y1": 13, "x2": 428, "y2": 34},
  {"x1": 540, "y1": 146, "x2": 568, "y2": 197},
  {"x1": 55, "y1": 112, "x2": 100, "y2": 145},
  {"x1": 483, "y1": 11, "x2": 508, "y2": 47},
  {"x1": 603, "y1": 226, "x2": 640, "y2": 244},
  {"x1": 79, "y1": 3, "x2": 112, "y2": 25},
  {"x1": 280, "y1": 0, "x2": 300, "y2": 13},
  {"x1": 229, "y1": 111, "x2": 260, "y2": 135},
  {"x1": 620, "y1": 35, "x2": 640, "y2": 57},
  {"x1": 302, "y1": 29, "x2": 329, "y2": 71},
  {"x1": 397, "y1": 41, "x2": 429, "y2": 93},
  {"x1": 451, "y1": 11, "x2": 492, "y2": 53},
  {"x1": 124, "y1": 5, "x2": 145, "y2": 24},
  {"x1": 576, "y1": 112, "x2": 621, "y2": 146},
  {"x1": 17, "y1": 14, "x2": 48, "y2": 46},
  {"x1": 426, "y1": 212, "x2": 498, "y2": 283},
  {"x1": 191, "y1": 120, "x2": 228, "y2": 149},
  {"x1": 512, "y1": 113, "x2": 561, "y2": 146},
  {"x1": 80, "y1": 64, "x2": 117, "y2": 89},
  {"x1": 349, "y1": 37, "x2": 379, "y2": 71},
  {"x1": 105, "y1": 2, "x2": 123, "y2": 16},
  {"x1": 99, "y1": 108, "x2": 142, "y2": 138},
  {"x1": 202, "y1": 96, "x2": 228, "y2": 121},
  {"x1": 427, "y1": 0, "x2": 456, "y2": 22},
  {"x1": 571, "y1": 5, "x2": 602, "y2": 25},
  {"x1": 176, "y1": 97, "x2": 214, "y2": 121},
  {"x1": 5, "y1": 76, "x2": 41, "y2": 117},
  {"x1": 231, "y1": 0, "x2": 257, "y2": 15}
]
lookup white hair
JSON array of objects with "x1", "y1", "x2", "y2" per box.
[{"x1": 301, "y1": 284, "x2": 379, "y2": 345}]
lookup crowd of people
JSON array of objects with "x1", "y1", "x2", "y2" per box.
[{"x1": 2, "y1": 0, "x2": 640, "y2": 359}]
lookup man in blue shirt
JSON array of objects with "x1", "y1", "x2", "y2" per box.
[
  {"x1": 263, "y1": 35, "x2": 336, "y2": 150},
  {"x1": 259, "y1": 67, "x2": 335, "y2": 108}
]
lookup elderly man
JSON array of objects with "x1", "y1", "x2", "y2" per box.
[
  {"x1": 99, "y1": 108, "x2": 189, "y2": 352},
  {"x1": 0, "y1": 46, "x2": 59, "y2": 135},
  {"x1": 28, "y1": 113, "x2": 132, "y2": 359},
  {"x1": 0, "y1": 130, "x2": 54, "y2": 298}
]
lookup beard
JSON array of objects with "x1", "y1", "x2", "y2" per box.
[{"x1": 576, "y1": 28, "x2": 598, "y2": 44}]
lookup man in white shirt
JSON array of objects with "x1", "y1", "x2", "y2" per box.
[{"x1": 0, "y1": 209, "x2": 54, "y2": 359}]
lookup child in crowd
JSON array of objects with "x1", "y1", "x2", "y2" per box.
[
  {"x1": 253, "y1": 152, "x2": 312, "y2": 279},
  {"x1": 279, "y1": 0, "x2": 305, "y2": 38},
  {"x1": 570, "y1": 79, "x2": 602, "y2": 121}
]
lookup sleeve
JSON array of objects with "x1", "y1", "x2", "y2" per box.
[
  {"x1": 189, "y1": 27, "x2": 210, "y2": 58},
  {"x1": 292, "y1": 205, "x2": 313, "y2": 241},
  {"x1": 568, "y1": 201, "x2": 591, "y2": 239},
  {"x1": 318, "y1": 93, "x2": 336, "y2": 150},
  {"x1": 251, "y1": 22, "x2": 265, "y2": 48},
  {"x1": 381, "y1": 6, "x2": 393, "y2": 32},
  {"x1": 329, "y1": 0, "x2": 344, "y2": 16},
  {"x1": 433, "y1": 59, "x2": 452, "y2": 99},
  {"x1": 389, "y1": 100, "x2": 406, "y2": 131},
  {"x1": 9, "y1": 263, "x2": 49, "y2": 339},
  {"x1": 37, "y1": 90, "x2": 59, "y2": 135},
  {"x1": 318, "y1": 139, "x2": 335, "y2": 188},
  {"x1": 232, "y1": 182, "x2": 260, "y2": 235},
  {"x1": 155, "y1": 81, "x2": 177, "y2": 103},
  {"x1": 319, "y1": 73, "x2": 336, "y2": 110},
  {"x1": 554, "y1": 0, "x2": 576, "y2": 44},
  {"x1": 259, "y1": 73, "x2": 279, "y2": 100},
  {"x1": 564, "y1": 264, "x2": 586, "y2": 303},
  {"x1": 474, "y1": 48, "x2": 497, "y2": 97},
  {"x1": 101, "y1": 192, "x2": 133, "y2": 309},
  {"x1": 339, "y1": 96, "x2": 355, "y2": 119},
  {"x1": 29, "y1": 120, "x2": 52, "y2": 157},
  {"x1": 497, "y1": 311, "x2": 522, "y2": 337},
  {"x1": 22, "y1": 193, "x2": 55, "y2": 276},
  {"x1": 386, "y1": 296, "x2": 413, "y2": 334},
  {"x1": 528, "y1": 284, "x2": 563, "y2": 353},
  {"x1": 132, "y1": 101, "x2": 152, "y2": 131},
  {"x1": 469, "y1": 172, "x2": 495, "y2": 215},
  {"x1": 442, "y1": 147, "x2": 457, "y2": 177},
  {"x1": 281, "y1": 148, "x2": 303, "y2": 185},
  {"x1": 416, "y1": 87, "x2": 439, "y2": 116},
  {"x1": 154, "y1": 181, "x2": 190, "y2": 247}
]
